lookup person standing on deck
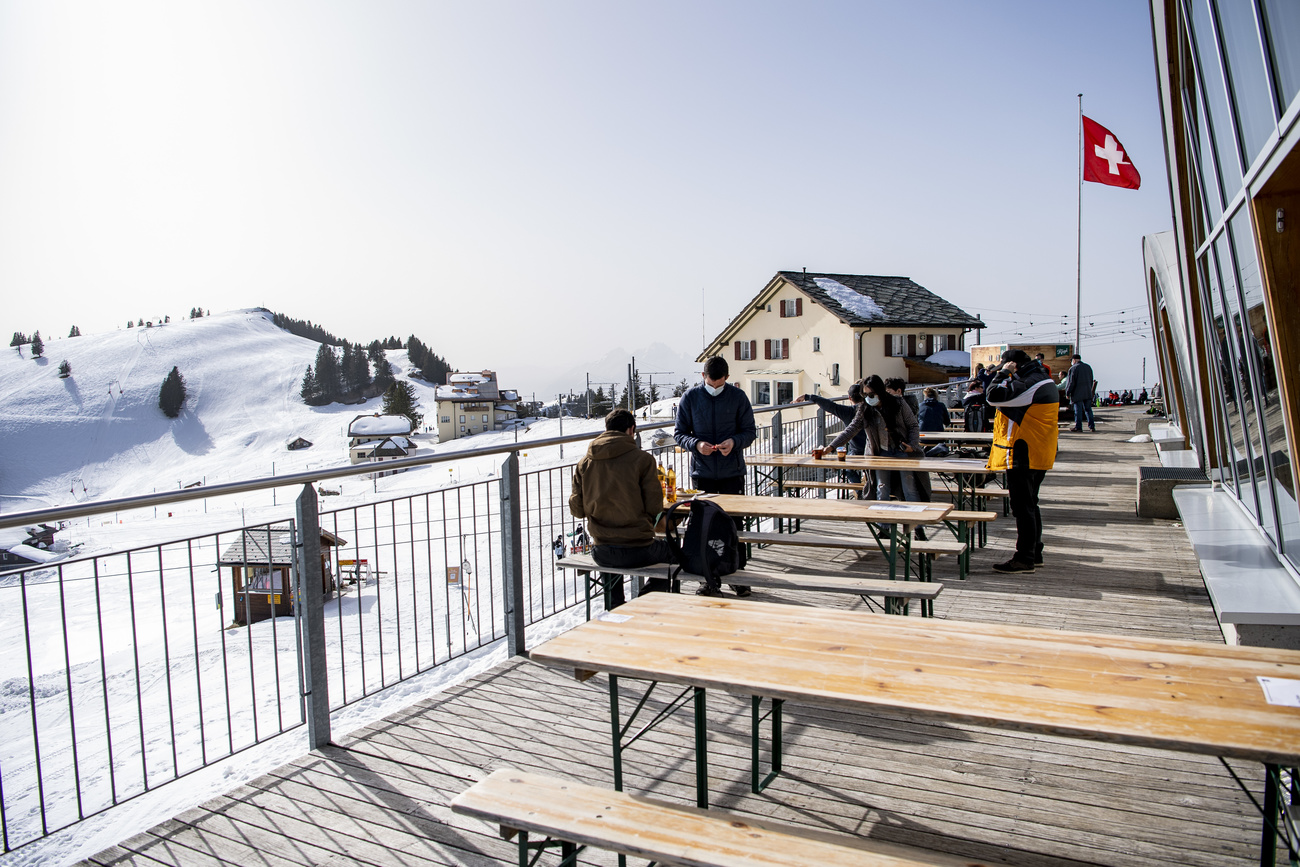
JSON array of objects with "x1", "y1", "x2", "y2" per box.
[
  {"x1": 1064, "y1": 354, "x2": 1096, "y2": 432},
  {"x1": 674, "y1": 355, "x2": 756, "y2": 597},
  {"x1": 985, "y1": 349, "x2": 1059, "y2": 573},
  {"x1": 799, "y1": 383, "x2": 867, "y2": 489}
]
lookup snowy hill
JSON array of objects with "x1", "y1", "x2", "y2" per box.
[{"x1": 0, "y1": 310, "x2": 455, "y2": 511}]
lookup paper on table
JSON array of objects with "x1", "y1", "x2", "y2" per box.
[
  {"x1": 1257, "y1": 676, "x2": 1300, "y2": 707},
  {"x1": 870, "y1": 503, "x2": 931, "y2": 512},
  {"x1": 597, "y1": 612, "x2": 632, "y2": 623}
]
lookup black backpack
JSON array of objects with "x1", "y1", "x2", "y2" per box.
[{"x1": 665, "y1": 498, "x2": 740, "y2": 589}]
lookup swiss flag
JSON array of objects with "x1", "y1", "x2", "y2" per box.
[{"x1": 1082, "y1": 115, "x2": 1141, "y2": 189}]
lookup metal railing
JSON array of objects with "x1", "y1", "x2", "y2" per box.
[{"x1": 0, "y1": 402, "x2": 831, "y2": 853}]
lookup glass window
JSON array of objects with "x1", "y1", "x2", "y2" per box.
[
  {"x1": 832, "y1": 363, "x2": 840, "y2": 386},
  {"x1": 776, "y1": 382, "x2": 794, "y2": 405},
  {"x1": 1217, "y1": 231, "x2": 1270, "y2": 521},
  {"x1": 1260, "y1": 0, "x2": 1300, "y2": 111},
  {"x1": 1199, "y1": 251, "x2": 1243, "y2": 495},
  {"x1": 890, "y1": 334, "x2": 906, "y2": 356},
  {"x1": 753, "y1": 381, "x2": 771, "y2": 405},
  {"x1": 1229, "y1": 207, "x2": 1297, "y2": 549},
  {"x1": 1190, "y1": 0, "x2": 1244, "y2": 199},
  {"x1": 813, "y1": 337, "x2": 821, "y2": 352},
  {"x1": 1214, "y1": 0, "x2": 1276, "y2": 164},
  {"x1": 482, "y1": 414, "x2": 488, "y2": 423},
  {"x1": 739, "y1": 341, "x2": 752, "y2": 360},
  {"x1": 459, "y1": 415, "x2": 465, "y2": 423}
]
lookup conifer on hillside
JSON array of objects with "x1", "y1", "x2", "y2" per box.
[
  {"x1": 381, "y1": 381, "x2": 423, "y2": 428},
  {"x1": 30, "y1": 332, "x2": 44, "y2": 358},
  {"x1": 58, "y1": 360, "x2": 72, "y2": 378},
  {"x1": 68, "y1": 325, "x2": 81, "y2": 338},
  {"x1": 158, "y1": 367, "x2": 188, "y2": 418},
  {"x1": 10, "y1": 332, "x2": 27, "y2": 349},
  {"x1": 300, "y1": 366, "x2": 319, "y2": 404},
  {"x1": 312, "y1": 344, "x2": 342, "y2": 402}
]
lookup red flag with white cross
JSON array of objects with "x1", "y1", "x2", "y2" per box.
[{"x1": 1082, "y1": 115, "x2": 1141, "y2": 189}]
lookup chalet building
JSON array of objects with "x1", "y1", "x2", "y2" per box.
[
  {"x1": 347, "y1": 414, "x2": 415, "y2": 466},
  {"x1": 435, "y1": 370, "x2": 520, "y2": 441},
  {"x1": 700, "y1": 272, "x2": 984, "y2": 409},
  {"x1": 219, "y1": 524, "x2": 345, "y2": 625}
]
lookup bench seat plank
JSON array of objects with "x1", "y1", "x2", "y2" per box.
[
  {"x1": 451, "y1": 769, "x2": 998, "y2": 867},
  {"x1": 738, "y1": 531, "x2": 965, "y2": 558}
]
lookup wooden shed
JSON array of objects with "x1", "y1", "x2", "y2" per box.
[{"x1": 219, "y1": 524, "x2": 345, "y2": 625}]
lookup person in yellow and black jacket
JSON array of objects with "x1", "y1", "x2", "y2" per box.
[{"x1": 985, "y1": 348, "x2": 1059, "y2": 574}]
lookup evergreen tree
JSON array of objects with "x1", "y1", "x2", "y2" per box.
[
  {"x1": 163, "y1": 315, "x2": 170, "y2": 323},
  {"x1": 68, "y1": 325, "x2": 81, "y2": 338},
  {"x1": 368, "y1": 341, "x2": 394, "y2": 387},
  {"x1": 127, "y1": 320, "x2": 134, "y2": 328},
  {"x1": 137, "y1": 318, "x2": 143, "y2": 327},
  {"x1": 345, "y1": 342, "x2": 371, "y2": 394},
  {"x1": 158, "y1": 367, "x2": 188, "y2": 418},
  {"x1": 649, "y1": 382, "x2": 661, "y2": 404},
  {"x1": 58, "y1": 359, "x2": 72, "y2": 378},
  {"x1": 312, "y1": 344, "x2": 341, "y2": 401},
  {"x1": 590, "y1": 386, "x2": 611, "y2": 417},
  {"x1": 672, "y1": 378, "x2": 690, "y2": 397},
  {"x1": 300, "y1": 365, "x2": 319, "y2": 404},
  {"x1": 381, "y1": 381, "x2": 423, "y2": 428},
  {"x1": 10, "y1": 331, "x2": 27, "y2": 348},
  {"x1": 30, "y1": 331, "x2": 44, "y2": 358}
]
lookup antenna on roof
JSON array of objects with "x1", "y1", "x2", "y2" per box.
[{"x1": 802, "y1": 267, "x2": 806, "y2": 273}]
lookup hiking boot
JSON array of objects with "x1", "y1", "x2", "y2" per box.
[
  {"x1": 993, "y1": 557, "x2": 1036, "y2": 574},
  {"x1": 731, "y1": 585, "x2": 752, "y2": 597},
  {"x1": 1033, "y1": 551, "x2": 1044, "y2": 565},
  {"x1": 913, "y1": 526, "x2": 927, "y2": 542},
  {"x1": 695, "y1": 584, "x2": 724, "y2": 597}
]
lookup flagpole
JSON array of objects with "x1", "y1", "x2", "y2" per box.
[{"x1": 1075, "y1": 93, "x2": 1083, "y2": 352}]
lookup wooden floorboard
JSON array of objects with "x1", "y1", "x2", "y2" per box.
[{"x1": 75, "y1": 409, "x2": 1286, "y2": 866}]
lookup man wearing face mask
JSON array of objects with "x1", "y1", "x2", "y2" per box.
[{"x1": 674, "y1": 355, "x2": 757, "y2": 596}]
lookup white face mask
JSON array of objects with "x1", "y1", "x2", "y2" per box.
[
  {"x1": 864, "y1": 395, "x2": 880, "y2": 406},
  {"x1": 705, "y1": 383, "x2": 725, "y2": 397}
]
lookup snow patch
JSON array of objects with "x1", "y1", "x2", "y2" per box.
[
  {"x1": 925, "y1": 349, "x2": 971, "y2": 367},
  {"x1": 812, "y1": 277, "x2": 885, "y2": 320}
]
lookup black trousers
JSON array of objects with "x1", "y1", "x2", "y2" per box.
[
  {"x1": 592, "y1": 540, "x2": 677, "y2": 607},
  {"x1": 1007, "y1": 464, "x2": 1046, "y2": 562}
]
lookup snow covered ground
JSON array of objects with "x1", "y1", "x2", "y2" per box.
[{"x1": 0, "y1": 312, "x2": 700, "y2": 865}]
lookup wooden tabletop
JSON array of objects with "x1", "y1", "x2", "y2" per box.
[
  {"x1": 919, "y1": 431, "x2": 993, "y2": 443},
  {"x1": 689, "y1": 493, "x2": 951, "y2": 525},
  {"x1": 747, "y1": 452, "x2": 990, "y2": 474},
  {"x1": 530, "y1": 593, "x2": 1300, "y2": 766}
]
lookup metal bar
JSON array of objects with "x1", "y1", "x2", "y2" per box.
[
  {"x1": 57, "y1": 563, "x2": 84, "y2": 820},
  {"x1": 499, "y1": 453, "x2": 526, "y2": 656},
  {"x1": 186, "y1": 540, "x2": 208, "y2": 766},
  {"x1": 693, "y1": 687, "x2": 708, "y2": 809},
  {"x1": 19, "y1": 570, "x2": 48, "y2": 835},
  {"x1": 126, "y1": 552, "x2": 149, "y2": 791},
  {"x1": 750, "y1": 696, "x2": 784, "y2": 793},
  {"x1": 156, "y1": 545, "x2": 179, "y2": 778},
  {"x1": 609, "y1": 675, "x2": 623, "y2": 792},
  {"x1": 296, "y1": 484, "x2": 332, "y2": 749},
  {"x1": 371, "y1": 502, "x2": 385, "y2": 690},
  {"x1": 291, "y1": 516, "x2": 308, "y2": 726}
]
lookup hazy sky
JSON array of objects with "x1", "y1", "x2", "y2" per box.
[{"x1": 1, "y1": 1, "x2": 1170, "y2": 394}]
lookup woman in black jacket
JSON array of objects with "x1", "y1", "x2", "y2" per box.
[{"x1": 826, "y1": 375, "x2": 923, "y2": 504}]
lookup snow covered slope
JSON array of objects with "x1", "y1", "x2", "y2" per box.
[{"x1": 0, "y1": 310, "x2": 448, "y2": 510}]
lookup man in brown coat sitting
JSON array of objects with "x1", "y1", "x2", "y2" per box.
[{"x1": 569, "y1": 408, "x2": 676, "y2": 607}]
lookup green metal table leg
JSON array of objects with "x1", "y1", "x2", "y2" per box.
[
  {"x1": 750, "y1": 696, "x2": 784, "y2": 793},
  {"x1": 1262, "y1": 762, "x2": 1279, "y2": 867},
  {"x1": 517, "y1": 830, "x2": 528, "y2": 867},
  {"x1": 609, "y1": 675, "x2": 623, "y2": 793},
  {"x1": 694, "y1": 687, "x2": 709, "y2": 809}
]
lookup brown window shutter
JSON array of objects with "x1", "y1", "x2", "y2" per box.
[
  {"x1": 764, "y1": 340, "x2": 772, "y2": 360},
  {"x1": 908, "y1": 335, "x2": 916, "y2": 356},
  {"x1": 781, "y1": 338, "x2": 789, "y2": 359},
  {"x1": 734, "y1": 341, "x2": 741, "y2": 360},
  {"x1": 795, "y1": 298, "x2": 802, "y2": 316},
  {"x1": 926, "y1": 335, "x2": 934, "y2": 356},
  {"x1": 779, "y1": 302, "x2": 787, "y2": 318},
  {"x1": 884, "y1": 334, "x2": 892, "y2": 356},
  {"x1": 750, "y1": 340, "x2": 757, "y2": 360}
]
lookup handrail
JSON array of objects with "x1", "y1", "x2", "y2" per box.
[{"x1": 0, "y1": 403, "x2": 814, "y2": 533}]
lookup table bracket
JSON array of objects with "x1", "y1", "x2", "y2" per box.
[
  {"x1": 1218, "y1": 758, "x2": 1298, "y2": 866},
  {"x1": 609, "y1": 676, "x2": 710, "y2": 810},
  {"x1": 513, "y1": 830, "x2": 584, "y2": 867},
  {"x1": 751, "y1": 696, "x2": 784, "y2": 793}
]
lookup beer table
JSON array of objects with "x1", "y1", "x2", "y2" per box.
[
  {"x1": 689, "y1": 492, "x2": 951, "y2": 584},
  {"x1": 530, "y1": 593, "x2": 1300, "y2": 865},
  {"x1": 747, "y1": 452, "x2": 993, "y2": 509},
  {"x1": 919, "y1": 430, "x2": 993, "y2": 444}
]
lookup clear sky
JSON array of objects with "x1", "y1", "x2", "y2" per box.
[{"x1": 0, "y1": 0, "x2": 1170, "y2": 395}]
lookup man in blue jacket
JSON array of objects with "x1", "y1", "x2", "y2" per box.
[{"x1": 674, "y1": 355, "x2": 757, "y2": 596}]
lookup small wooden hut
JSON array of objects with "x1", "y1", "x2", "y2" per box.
[{"x1": 219, "y1": 523, "x2": 345, "y2": 625}]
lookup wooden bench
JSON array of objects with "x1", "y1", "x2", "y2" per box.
[
  {"x1": 738, "y1": 529, "x2": 962, "y2": 586},
  {"x1": 556, "y1": 552, "x2": 941, "y2": 617},
  {"x1": 452, "y1": 769, "x2": 994, "y2": 867}
]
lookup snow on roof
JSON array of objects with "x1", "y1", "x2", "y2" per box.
[
  {"x1": 6, "y1": 544, "x2": 59, "y2": 564},
  {"x1": 925, "y1": 349, "x2": 971, "y2": 367},
  {"x1": 348, "y1": 415, "x2": 412, "y2": 436},
  {"x1": 449, "y1": 372, "x2": 491, "y2": 383},
  {"x1": 812, "y1": 277, "x2": 886, "y2": 320}
]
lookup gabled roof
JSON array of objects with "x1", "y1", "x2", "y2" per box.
[
  {"x1": 218, "y1": 524, "x2": 345, "y2": 566},
  {"x1": 776, "y1": 272, "x2": 984, "y2": 328}
]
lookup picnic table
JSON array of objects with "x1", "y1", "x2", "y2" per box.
[
  {"x1": 688, "y1": 492, "x2": 950, "y2": 583},
  {"x1": 918, "y1": 430, "x2": 993, "y2": 444},
  {"x1": 530, "y1": 593, "x2": 1300, "y2": 864},
  {"x1": 747, "y1": 452, "x2": 993, "y2": 509}
]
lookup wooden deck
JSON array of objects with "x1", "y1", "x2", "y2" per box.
[{"x1": 81, "y1": 408, "x2": 1279, "y2": 867}]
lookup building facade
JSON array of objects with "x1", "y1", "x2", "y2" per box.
[
  {"x1": 434, "y1": 371, "x2": 520, "y2": 441},
  {"x1": 1147, "y1": 0, "x2": 1300, "y2": 645},
  {"x1": 700, "y1": 271, "x2": 984, "y2": 409}
]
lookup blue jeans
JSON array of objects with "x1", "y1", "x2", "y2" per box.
[
  {"x1": 877, "y1": 448, "x2": 924, "y2": 503},
  {"x1": 1071, "y1": 401, "x2": 1094, "y2": 430}
]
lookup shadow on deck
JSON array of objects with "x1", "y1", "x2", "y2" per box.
[{"x1": 81, "y1": 409, "x2": 1275, "y2": 867}]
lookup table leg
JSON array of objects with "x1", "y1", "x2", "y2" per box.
[
  {"x1": 751, "y1": 696, "x2": 784, "y2": 793},
  {"x1": 609, "y1": 675, "x2": 624, "y2": 793},
  {"x1": 694, "y1": 687, "x2": 709, "y2": 809}
]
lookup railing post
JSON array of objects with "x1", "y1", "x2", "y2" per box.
[
  {"x1": 815, "y1": 408, "x2": 826, "y2": 449},
  {"x1": 294, "y1": 484, "x2": 331, "y2": 749},
  {"x1": 499, "y1": 453, "x2": 527, "y2": 657},
  {"x1": 771, "y1": 410, "x2": 783, "y2": 454}
]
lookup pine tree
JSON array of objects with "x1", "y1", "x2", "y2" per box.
[
  {"x1": 30, "y1": 331, "x2": 44, "y2": 358},
  {"x1": 68, "y1": 325, "x2": 81, "y2": 338},
  {"x1": 381, "y1": 381, "x2": 423, "y2": 428},
  {"x1": 158, "y1": 367, "x2": 188, "y2": 418},
  {"x1": 136, "y1": 318, "x2": 143, "y2": 327},
  {"x1": 127, "y1": 320, "x2": 134, "y2": 328},
  {"x1": 10, "y1": 332, "x2": 27, "y2": 348},
  {"x1": 300, "y1": 365, "x2": 319, "y2": 403},
  {"x1": 368, "y1": 341, "x2": 394, "y2": 387},
  {"x1": 312, "y1": 344, "x2": 341, "y2": 402},
  {"x1": 58, "y1": 359, "x2": 72, "y2": 378},
  {"x1": 672, "y1": 378, "x2": 690, "y2": 397}
]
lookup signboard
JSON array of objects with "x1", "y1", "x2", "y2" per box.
[
  {"x1": 447, "y1": 566, "x2": 461, "y2": 586},
  {"x1": 971, "y1": 343, "x2": 1073, "y2": 381}
]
